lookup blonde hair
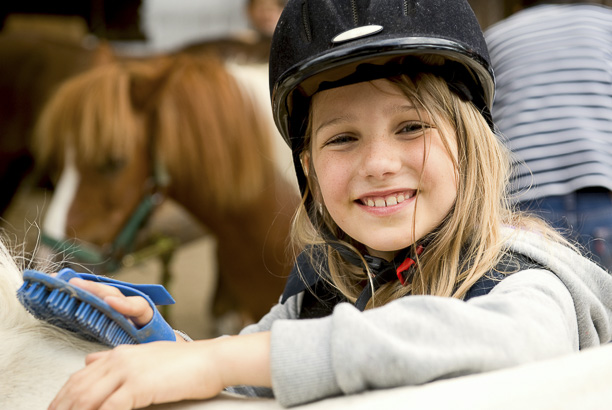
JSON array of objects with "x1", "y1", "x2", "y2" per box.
[{"x1": 291, "y1": 64, "x2": 570, "y2": 309}]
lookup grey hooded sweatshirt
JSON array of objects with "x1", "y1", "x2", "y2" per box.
[{"x1": 233, "y1": 227, "x2": 612, "y2": 407}]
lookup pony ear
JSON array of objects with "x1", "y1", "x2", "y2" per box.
[
  {"x1": 129, "y1": 72, "x2": 158, "y2": 112},
  {"x1": 128, "y1": 57, "x2": 174, "y2": 112}
]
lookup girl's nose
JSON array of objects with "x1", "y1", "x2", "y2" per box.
[{"x1": 359, "y1": 138, "x2": 402, "y2": 179}]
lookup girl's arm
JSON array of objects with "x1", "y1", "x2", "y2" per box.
[
  {"x1": 268, "y1": 269, "x2": 585, "y2": 407},
  {"x1": 48, "y1": 276, "x2": 294, "y2": 409},
  {"x1": 49, "y1": 332, "x2": 271, "y2": 409}
]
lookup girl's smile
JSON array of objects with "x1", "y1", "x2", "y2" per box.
[
  {"x1": 358, "y1": 188, "x2": 415, "y2": 206},
  {"x1": 310, "y1": 79, "x2": 459, "y2": 261}
]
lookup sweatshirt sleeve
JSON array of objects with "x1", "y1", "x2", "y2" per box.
[{"x1": 269, "y1": 268, "x2": 579, "y2": 407}]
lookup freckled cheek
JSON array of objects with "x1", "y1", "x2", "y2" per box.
[
  {"x1": 314, "y1": 158, "x2": 350, "y2": 204},
  {"x1": 419, "y1": 150, "x2": 458, "y2": 208}
]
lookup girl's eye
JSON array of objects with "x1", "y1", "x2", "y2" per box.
[
  {"x1": 399, "y1": 122, "x2": 432, "y2": 134},
  {"x1": 322, "y1": 134, "x2": 356, "y2": 147}
]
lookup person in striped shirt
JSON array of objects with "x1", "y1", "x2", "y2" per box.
[{"x1": 485, "y1": 0, "x2": 612, "y2": 270}]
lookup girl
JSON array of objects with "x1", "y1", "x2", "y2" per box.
[{"x1": 50, "y1": 0, "x2": 612, "y2": 409}]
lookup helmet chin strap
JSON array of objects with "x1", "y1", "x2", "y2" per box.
[
  {"x1": 320, "y1": 224, "x2": 427, "y2": 311},
  {"x1": 354, "y1": 244, "x2": 424, "y2": 311}
]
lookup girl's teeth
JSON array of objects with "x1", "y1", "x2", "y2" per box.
[
  {"x1": 362, "y1": 193, "x2": 411, "y2": 207},
  {"x1": 386, "y1": 196, "x2": 397, "y2": 206}
]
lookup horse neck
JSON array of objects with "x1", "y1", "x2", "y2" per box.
[{"x1": 167, "y1": 167, "x2": 298, "y2": 237}]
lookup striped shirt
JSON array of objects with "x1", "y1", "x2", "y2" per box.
[{"x1": 485, "y1": 4, "x2": 612, "y2": 201}]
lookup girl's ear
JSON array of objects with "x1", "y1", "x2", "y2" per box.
[{"x1": 300, "y1": 151, "x2": 310, "y2": 177}]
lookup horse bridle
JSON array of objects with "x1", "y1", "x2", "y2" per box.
[{"x1": 40, "y1": 160, "x2": 171, "y2": 274}]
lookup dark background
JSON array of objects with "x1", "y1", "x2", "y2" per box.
[
  {"x1": 0, "y1": 0, "x2": 518, "y2": 42},
  {"x1": 0, "y1": 0, "x2": 145, "y2": 40}
]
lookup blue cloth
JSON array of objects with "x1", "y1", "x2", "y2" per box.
[{"x1": 518, "y1": 191, "x2": 612, "y2": 271}]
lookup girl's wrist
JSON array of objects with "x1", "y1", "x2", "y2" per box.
[{"x1": 214, "y1": 331, "x2": 272, "y2": 389}]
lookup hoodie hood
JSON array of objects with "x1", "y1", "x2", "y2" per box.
[{"x1": 502, "y1": 226, "x2": 612, "y2": 347}]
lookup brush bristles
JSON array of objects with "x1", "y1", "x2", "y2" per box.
[{"x1": 17, "y1": 279, "x2": 137, "y2": 347}]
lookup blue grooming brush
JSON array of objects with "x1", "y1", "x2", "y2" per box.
[{"x1": 17, "y1": 267, "x2": 177, "y2": 347}]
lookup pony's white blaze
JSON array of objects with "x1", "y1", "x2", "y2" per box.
[{"x1": 43, "y1": 151, "x2": 80, "y2": 240}]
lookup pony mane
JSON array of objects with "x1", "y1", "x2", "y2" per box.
[
  {"x1": 32, "y1": 61, "x2": 142, "y2": 171},
  {"x1": 0, "y1": 237, "x2": 28, "y2": 329},
  {"x1": 33, "y1": 51, "x2": 277, "y2": 211},
  {"x1": 148, "y1": 53, "x2": 276, "y2": 210}
]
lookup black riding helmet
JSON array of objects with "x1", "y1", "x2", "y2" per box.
[{"x1": 269, "y1": 0, "x2": 495, "y2": 196}]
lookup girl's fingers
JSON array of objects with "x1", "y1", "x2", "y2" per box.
[
  {"x1": 68, "y1": 278, "x2": 154, "y2": 327},
  {"x1": 50, "y1": 356, "x2": 121, "y2": 410},
  {"x1": 85, "y1": 350, "x2": 110, "y2": 365},
  {"x1": 105, "y1": 295, "x2": 154, "y2": 327},
  {"x1": 98, "y1": 388, "x2": 135, "y2": 410},
  {"x1": 68, "y1": 277, "x2": 123, "y2": 299}
]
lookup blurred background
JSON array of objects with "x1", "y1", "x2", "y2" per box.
[
  {"x1": 0, "y1": 0, "x2": 515, "y2": 49},
  {"x1": 0, "y1": 0, "x2": 542, "y2": 47},
  {"x1": 1, "y1": 0, "x2": 611, "y2": 339}
]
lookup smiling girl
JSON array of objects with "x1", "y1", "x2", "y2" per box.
[
  {"x1": 308, "y1": 78, "x2": 458, "y2": 258},
  {"x1": 49, "y1": 0, "x2": 612, "y2": 409}
]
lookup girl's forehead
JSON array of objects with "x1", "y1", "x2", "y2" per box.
[
  {"x1": 310, "y1": 79, "x2": 431, "y2": 126},
  {"x1": 312, "y1": 79, "x2": 412, "y2": 108}
]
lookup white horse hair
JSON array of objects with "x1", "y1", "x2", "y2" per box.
[{"x1": 0, "y1": 237, "x2": 106, "y2": 409}]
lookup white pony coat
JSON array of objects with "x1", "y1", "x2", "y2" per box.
[{"x1": 0, "y1": 240, "x2": 106, "y2": 409}]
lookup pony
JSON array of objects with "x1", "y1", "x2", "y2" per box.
[
  {"x1": 32, "y1": 51, "x2": 300, "y2": 330},
  {"x1": 0, "y1": 25, "x2": 276, "y2": 223}
]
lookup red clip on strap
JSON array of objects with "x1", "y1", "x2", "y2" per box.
[{"x1": 396, "y1": 245, "x2": 424, "y2": 286}]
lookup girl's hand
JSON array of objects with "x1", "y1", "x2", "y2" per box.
[
  {"x1": 49, "y1": 340, "x2": 222, "y2": 410},
  {"x1": 48, "y1": 332, "x2": 272, "y2": 410},
  {"x1": 68, "y1": 277, "x2": 154, "y2": 327}
]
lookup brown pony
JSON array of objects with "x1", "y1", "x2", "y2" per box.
[
  {"x1": 0, "y1": 31, "x2": 115, "y2": 217},
  {"x1": 32, "y1": 52, "x2": 300, "y2": 326},
  {"x1": 0, "y1": 25, "x2": 271, "y2": 220}
]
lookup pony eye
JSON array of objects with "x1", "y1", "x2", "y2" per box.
[{"x1": 98, "y1": 158, "x2": 125, "y2": 174}]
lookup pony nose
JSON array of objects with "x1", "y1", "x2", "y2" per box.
[{"x1": 359, "y1": 138, "x2": 402, "y2": 179}]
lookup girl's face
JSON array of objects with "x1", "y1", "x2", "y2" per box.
[{"x1": 309, "y1": 79, "x2": 458, "y2": 261}]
